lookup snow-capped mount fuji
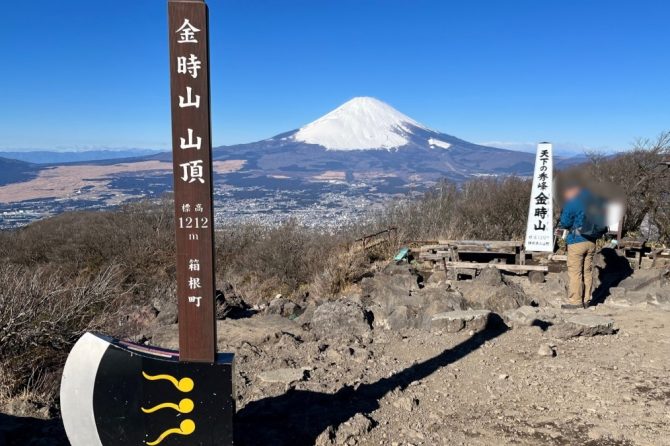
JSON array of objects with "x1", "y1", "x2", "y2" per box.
[
  {"x1": 286, "y1": 96, "x2": 466, "y2": 152},
  {"x1": 198, "y1": 96, "x2": 536, "y2": 183},
  {"x1": 293, "y1": 97, "x2": 432, "y2": 151},
  {"x1": 111, "y1": 96, "x2": 535, "y2": 190}
]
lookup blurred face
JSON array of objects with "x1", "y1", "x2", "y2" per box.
[{"x1": 563, "y1": 186, "x2": 581, "y2": 202}]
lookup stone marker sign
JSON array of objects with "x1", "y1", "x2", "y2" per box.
[{"x1": 524, "y1": 142, "x2": 554, "y2": 252}]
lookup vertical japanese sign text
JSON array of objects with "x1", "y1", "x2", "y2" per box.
[
  {"x1": 168, "y1": 0, "x2": 216, "y2": 362},
  {"x1": 524, "y1": 142, "x2": 554, "y2": 252}
]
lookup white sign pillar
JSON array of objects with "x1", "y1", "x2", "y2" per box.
[{"x1": 524, "y1": 142, "x2": 554, "y2": 252}]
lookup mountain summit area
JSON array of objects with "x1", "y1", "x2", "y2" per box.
[{"x1": 196, "y1": 96, "x2": 536, "y2": 178}]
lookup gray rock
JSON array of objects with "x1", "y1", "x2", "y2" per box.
[
  {"x1": 553, "y1": 314, "x2": 616, "y2": 339},
  {"x1": 606, "y1": 287, "x2": 648, "y2": 306},
  {"x1": 608, "y1": 285, "x2": 670, "y2": 308},
  {"x1": 648, "y1": 288, "x2": 670, "y2": 305},
  {"x1": 504, "y1": 306, "x2": 617, "y2": 339},
  {"x1": 265, "y1": 297, "x2": 302, "y2": 319},
  {"x1": 372, "y1": 286, "x2": 465, "y2": 330},
  {"x1": 503, "y1": 306, "x2": 563, "y2": 328},
  {"x1": 311, "y1": 300, "x2": 372, "y2": 342},
  {"x1": 418, "y1": 289, "x2": 465, "y2": 329},
  {"x1": 257, "y1": 367, "x2": 308, "y2": 384},
  {"x1": 366, "y1": 263, "x2": 466, "y2": 331},
  {"x1": 533, "y1": 272, "x2": 570, "y2": 307},
  {"x1": 430, "y1": 309, "x2": 492, "y2": 333},
  {"x1": 295, "y1": 301, "x2": 318, "y2": 325},
  {"x1": 215, "y1": 282, "x2": 249, "y2": 319},
  {"x1": 386, "y1": 305, "x2": 411, "y2": 331},
  {"x1": 425, "y1": 270, "x2": 448, "y2": 285},
  {"x1": 537, "y1": 344, "x2": 556, "y2": 357},
  {"x1": 365, "y1": 265, "x2": 422, "y2": 299},
  {"x1": 334, "y1": 413, "x2": 374, "y2": 444},
  {"x1": 528, "y1": 270, "x2": 546, "y2": 284},
  {"x1": 457, "y1": 279, "x2": 531, "y2": 314},
  {"x1": 153, "y1": 298, "x2": 178, "y2": 325},
  {"x1": 151, "y1": 314, "x2": 307, "y2": 349},
  {"x1": 475, "y1": 267, "x2": 504, "y2": 286},
  {"x1": 618, "y1": 269, "x2": 663, "y2": 292}
]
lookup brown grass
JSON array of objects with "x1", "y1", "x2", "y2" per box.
[
  {"x1": 0, "y1": 161, "x2": 173, "y2": 203},
  {"x1": 0, "y1": 159, "x2": 247, "y2": 204}
]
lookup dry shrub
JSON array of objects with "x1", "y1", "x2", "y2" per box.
[
  {"x1": 0, "y1": 200, "x2": 174, "y2": 283},
  {"x1": 454, "y1": 176, "x2": 531, "y2": 240},
  {"x1": 0, "y1": 264, "x2": 125, "y2": 398},
  {"x1": 654, "y1": 197, "x2": 670, "y2": 244},
  {"x1": 215, "y1": 220, "x2": 347, "y2": 301},
  {"x1": 575, "y1": 132, "x2": 670, "y2": 241},
  {"x1": 372, "y1": 177, "x2": 532, "y2": 242},
  {"x1": 311, "y1": 249, "x2": 370, "y2": 298}
]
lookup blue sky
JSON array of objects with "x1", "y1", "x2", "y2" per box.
[{"x1": 1, "y1": 0, "x2": 668, "y2": 154}]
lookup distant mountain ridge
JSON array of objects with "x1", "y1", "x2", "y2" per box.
[
  {"x1": 0, "y1": 156, "x2": 39, "y2": 186},
  {"x1": 208, "y1": 97, "x2": 536, "y2": 180},
  {"x1": 140, "y1": 97, "x2": 536, "y2": 181},
  {"x1": 0, "y1": 149, "x2": 164, "y2": 164},
  {"x1": 0, "y1": 97, "x2": 583, "y2": 229},
  {"x1": 0, "y1": 97, "x2": 544, "y2": 207}
]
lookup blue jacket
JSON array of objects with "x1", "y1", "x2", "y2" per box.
[{"x1": 559, "y1": 190, "x2": 591, "y2": 245}]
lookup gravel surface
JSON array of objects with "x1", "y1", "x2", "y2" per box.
[
  {"x1": 2, "y1": 269, "x2": 669, "y2": 446},
  {"x1": 231, "y1": 304, "x2": 669, "y2": 446}
]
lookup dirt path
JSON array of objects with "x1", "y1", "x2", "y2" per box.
[
  {"x1": 234, "y1": 304, "x2": 670, "y2": 446},
  {"x1": 2, "y1": 299, "x2": 668, "y2": 446}
]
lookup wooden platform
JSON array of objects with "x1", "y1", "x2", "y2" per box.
[
  {"x1": 443, "y1": 261, "x2": 548, "y2": 273},
  {"x1": 415, "y1": 240, "x2": 547, "y2": 280}
]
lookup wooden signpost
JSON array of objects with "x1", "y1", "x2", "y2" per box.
[
  {"x1": 168, "y1": 0, "x2": 217, "y2": 363},
  {"x1": 60, "y1": 2, "x2": 234, "y2": 444}
]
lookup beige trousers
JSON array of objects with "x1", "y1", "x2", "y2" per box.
[{"x1": 567, "y1": 241, "x2": 596, "y2": 305}]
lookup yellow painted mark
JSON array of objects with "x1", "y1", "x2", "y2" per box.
[
  {"x1": 142, "y1": 372, "x2": 194, "y2": 392},
  {"x1": 141, "y1": 398, "x2": 194, "y2": 414},
  {"x1": 145, "y1": 419, "x2": 195, "y2": 445}
]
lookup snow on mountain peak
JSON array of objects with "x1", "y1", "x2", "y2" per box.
[{"x1": 293, "y1": 97, "x2": 428, "y2": 150}]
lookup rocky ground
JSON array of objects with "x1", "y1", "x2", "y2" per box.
[{"x1": 2, "y1": 256, "x2": 669, "y2": 446}]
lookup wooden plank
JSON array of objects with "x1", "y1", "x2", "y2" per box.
[
  {"x1": 420, "y1": 253, "x2": 451, "y2": 261},
  {"x1": 419, "y1": 244, "x2": 522, "y2": 253},
  {"x1": 438, "y1": 240, "x2": 524, "y2": 248},
  {"x1": 421, "y1": 248, "x2": 516, "y2": 256},
  {"x1": 449, "y1": 248, "x2": 517, "y2": 254},
  {"x1": 418, "y1": 244, "x2": 450, "y2": 252},
  {"x1": 420, "y1": 252, "x2": 516, "y2": 261},
  {"x1": 444, "y1": 262, "x2": 548, "y2": 272},
  {"x1": 619, "y1": 240, "x2": 645, "y2": 249},
  {"x1": 169, "y1": 0, "x2": 216, "y2": 363}
]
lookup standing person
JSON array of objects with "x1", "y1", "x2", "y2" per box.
[{"x1": 559, "y1": 184, "x2": 597, "y2": 309}]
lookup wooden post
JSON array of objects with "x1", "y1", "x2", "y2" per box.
[
  {"x1": 168, "y1": 0, "x2": 216, "y2": 363},
  {"x1": 61, "y1": 4, "x2": 234, "y2": 444}
]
